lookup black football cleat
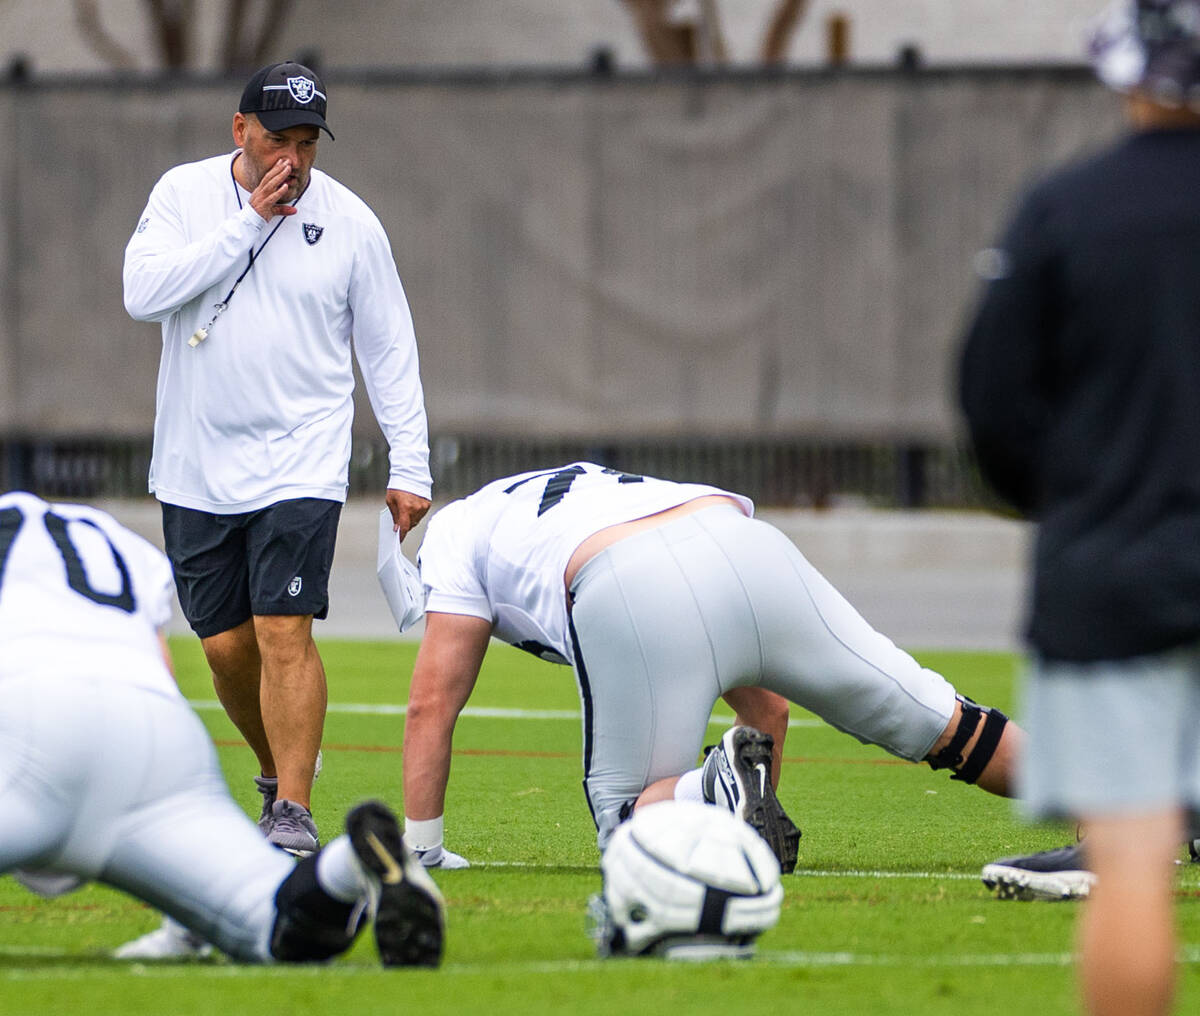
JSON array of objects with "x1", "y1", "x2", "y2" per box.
[
  {"x1": 346, "y1": 801, "x2": 446, "y2": 967},
  {"x1": 981, "y1": 842, "x2": 1094, "y2": 901},
  {"x1": 701, "y1": 725, "x2": 801, "y2": 874}
]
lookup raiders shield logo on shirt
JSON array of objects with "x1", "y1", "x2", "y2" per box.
[{"x1": 303, "y1": 223, "x2": 324, "y2": 246}]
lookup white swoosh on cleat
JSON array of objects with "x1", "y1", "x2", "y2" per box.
[{"x1": 754, "y1": 763, "x2": 768, "y2": 797}]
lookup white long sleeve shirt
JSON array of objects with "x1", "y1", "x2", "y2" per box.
[{"x1": 124, "y1": 152, "x2": 431, "y2": 512}]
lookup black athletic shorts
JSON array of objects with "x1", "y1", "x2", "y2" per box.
[{"x1": 161, "y1": 498, "x2": 342, "y2": 639}]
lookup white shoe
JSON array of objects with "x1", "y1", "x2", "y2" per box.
[
  {"x1": 113, "y1": 916, "x2": 214, "y2": 960},
  {"x1": 981, "y1": 843, "x2": 1095, "y2": 901}
]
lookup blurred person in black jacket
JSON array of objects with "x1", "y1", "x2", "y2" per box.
[{"x1": 960, "y1": 3, "x2": 1200, "y2": 1013}]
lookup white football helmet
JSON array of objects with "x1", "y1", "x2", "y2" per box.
[{"x1": 588, "y1": 800, "x2": 783, "y2": 959}]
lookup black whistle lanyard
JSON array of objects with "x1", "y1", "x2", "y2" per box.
[{"x1": 188, "y1": 153, "x2": 305, "y2": 348}]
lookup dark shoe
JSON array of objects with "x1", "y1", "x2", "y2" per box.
[
  {"x1": 981, "y1": 842, "x2": 1094, "y2": 900},
  {"x1": 346, "y1": 800, "x2": 446, "y2": 967},
  {"x1": 701, "y1": 726, "x2": 801, "y2": 874}
]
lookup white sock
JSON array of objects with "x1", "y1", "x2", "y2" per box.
[
  {"x1": 673, "y1": 767, "x2": 705, "y2": 804},
  {"x1": 315, "y1": 836, "x2": 367, "y2": 903}
]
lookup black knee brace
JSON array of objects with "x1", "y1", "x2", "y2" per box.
[
  {"x1": 927, "y1": 695, "x2": 1009, "y2": 785},
  {"x1": 270, "y1": 854, "x2": 367, "y2": 963}
]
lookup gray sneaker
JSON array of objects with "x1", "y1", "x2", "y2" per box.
[
  {"x1": 701, "y1": 725, "x2": 801, "y2": 874},
  {"x1": 269, "y1": 799, "x2": 320, "y2": 857},
  {"x1": 981, "y1": 842, "x2": 1094, "y2": 900},
  {"x1": 254, "y1": 775, "x2": 278, "y2": 835},
  {"x1": 256, "y1": 754, "x2": 321, "y2": 835}
]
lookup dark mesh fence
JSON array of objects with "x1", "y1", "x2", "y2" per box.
[{"x1": 1, "y1": 433, "x2": 993, "y2": 509}]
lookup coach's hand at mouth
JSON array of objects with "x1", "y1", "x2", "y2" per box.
[
  {"x1": 250, "y1": 158, "x2": 299, "y2": 221},
  {"x1": 388, "y1": 489, "x2": 432, "y2": 541}
]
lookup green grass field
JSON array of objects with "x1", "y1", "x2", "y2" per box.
[{"x1": 3, "y1": 640, "x2": 1199, "y2": 1015}]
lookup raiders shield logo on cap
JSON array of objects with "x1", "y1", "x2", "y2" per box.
[
  {"x1": 287, "y1": 75, "x2": 316, "y2": 104},
  {"x1": 303, "y1": 223, "x2": 324, "y2": 245}
]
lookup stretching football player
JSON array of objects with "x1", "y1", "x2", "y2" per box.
[
  {"x1": 0, "y1": 492, "x2": 443, "y2": 966},
  {"x1": 399, "y1": 462, "x2": 1023, "y2": 872}
]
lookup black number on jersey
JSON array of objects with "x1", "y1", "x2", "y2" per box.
[
  {"x1": 0, "y1": 508, "x2": 21, "y2": 589},
  {"x1": 504, "y1": 465, "x2": 644, "y2": 516},
  {"x1": 0, "y1": 505, "x2": 136, "y2": 613},
  {"x1": 510, "y1": 638, "x2": 567, "y2": 662}
]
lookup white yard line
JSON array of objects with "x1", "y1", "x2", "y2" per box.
[
  {"x1": 424, "y1": 860, "x2": 1200, "y2": 891},
  {"x1": 469, "y1": 862, "x2": 984, "y2": 880},
  {"x1": 186, "y1": 700, "x2": 823, "y2": 727},
  {"x1": 5, "y1": 946, "x2": 1200, "y2": 976}
]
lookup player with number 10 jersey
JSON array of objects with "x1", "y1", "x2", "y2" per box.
[
  {"x1": 0, "y1": 491, "x2": 446, "y2": 966},
  {"x1": 0, "y1": 492, "x2": 177, "y2": 694}
]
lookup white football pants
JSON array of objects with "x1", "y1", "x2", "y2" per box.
[
  {"x1": 568, "y1": 505, "x2": 957, "y2": 848},
  {"x1": 0, "y1": 674, "x2": 294, "y2": 960}
]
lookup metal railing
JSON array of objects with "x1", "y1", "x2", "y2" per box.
[{"x1": 2, "y1": 433, "x2": 995, "y2": 509}]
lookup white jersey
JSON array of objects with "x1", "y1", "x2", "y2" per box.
[
  {"x1": 417, "y1": 463, "x2": 753, "y2": 664},
  {"x1": 124, "y1": 152, "x2": 431, "y2": 512},
  {"x1": 0, "y1": 492, "x2": 179, "y2": 696}
]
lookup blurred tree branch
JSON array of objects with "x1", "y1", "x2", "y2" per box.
[
  {"x1": 220, "y1": 0, "x2": 294, "y2": 72},
  {"x1": 762, "y1": 0, "x2": 808, "y2": 64},
  {"x1": 620, "y1": 0, "x2": 809, "y2": 66},
  {"x1": 621, "y1": 0, "x2": 708, "y2": 65},
  {"x1": 71, "y1": 0, "x2": 294, "y2": 71},
  {"x1": 73, "y1": 0, "x2": 138, "y2": 69},
  {"x1": 145, "y1": 0, "x2": 195, "y2": 69}
]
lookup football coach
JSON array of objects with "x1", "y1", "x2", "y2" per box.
[{"x1": 123, "y1": 61, "x2": 432, "y2": 856}]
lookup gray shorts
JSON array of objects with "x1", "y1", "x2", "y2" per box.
[
  {"x1": 1019, "y1": 647, "x2": 1200, "y2": 819},
  {"x1": 568, "y1": 505, "x2": 956, "y2": 848}
]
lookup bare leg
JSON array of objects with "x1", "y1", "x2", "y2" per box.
[
  {"x1": 635, "y1": 776, "x2": 680, "y2": 809},
  {"x1": 202, "y1": 619, "x2": 273, "y2": 777},
  {"x1": 1079, "y1": 808, "x2": 1181, "y2": 1016},
  {"x1": 722, "y1": 686, "x2": 789, "y2": 787},
  {"x1": 254, "y1": 614, "x2": 326, "y2": 809},
  {"x1": 635, "y1": 687, "x2": 792, "y2": 810},
  {"x1": 926, "y1": 698, "x2": 1024, "y2": 797}
]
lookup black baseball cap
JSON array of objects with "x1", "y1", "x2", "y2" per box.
[{"x1": 239, "y1": 61, "x2": 334, "y2": 139}]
